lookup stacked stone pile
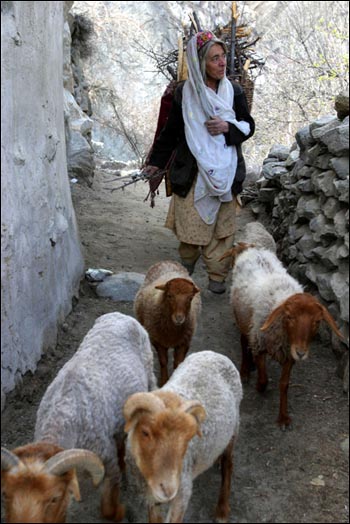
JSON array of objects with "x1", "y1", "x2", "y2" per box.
[
  {"x1": 63, "y1": 3, "x2": 95, "y2": 186},
  {"x1": 253, "y1": 93, "x2": 349, "y2": 369}
]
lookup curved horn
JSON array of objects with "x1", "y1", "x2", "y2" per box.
[
  {"x1": 1, "y1": 447, "x2": 22, "y2": 471},
  {"x1": 181, "y1": 400, "x2": 206, "y2": 419},
  {"x1": 124, "y1": 392, "x2": 165, "y2": 432},
  {"x1": 44, "y1": 449, "x2": 104, "y2": 486},
  {"x1": 181, "y1": 401, "x2": 206, "y2": 437}
]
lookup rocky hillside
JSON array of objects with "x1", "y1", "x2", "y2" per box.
[{"x1": 71, "y1": 1, "x2": 348, "y2": 169}]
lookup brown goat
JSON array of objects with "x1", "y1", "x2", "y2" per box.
[
  {"x1": 134, "y1": 261, "x2": 201, "y2": 386},
  {"x1": 1, "y1": 442, "x2": 104, "y2": 523},
  {"x1": 229, "y1": 245, "x2": 344, "y2": 429}
]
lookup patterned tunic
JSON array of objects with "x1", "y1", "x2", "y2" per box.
[{"x1": 165, "y1": 179, "x2": 236, "y2": 245}]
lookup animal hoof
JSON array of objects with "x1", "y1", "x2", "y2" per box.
[
  {"x1": 278, "y1": 416, "x2": 292, "y2": 430},
  {"x1": 114, "y1": 504, "x2": 125, "y2": 522},
  {"x1": 215, "y1": 507, "x2": 229, "y2": 522}
]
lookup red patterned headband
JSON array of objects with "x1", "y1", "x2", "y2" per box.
[{"x1": 196, "y1": 31, "x2": 215, "y2": 51}]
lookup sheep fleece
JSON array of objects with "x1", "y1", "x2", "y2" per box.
[
  {"x1": 230, "y1": 248, "x2": 303, "y2": 359},
  {"x1": 134, "y1": 260, "x2": 201, "y2": 335},
  {"x1": 35, "y1": 312, "x2": 157, "y2": 461},
  {"x1": 237, "y1": 221, "x2": 276, "y2": 253},
  {"x1": 162, "y1": 350, "x2": 243, "y2": 478}
]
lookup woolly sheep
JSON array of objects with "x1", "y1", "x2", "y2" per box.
[
  {"x1": 237, "y1": 221, "x2": 276, "y2": 253},
  {"x1": 1, "y1": 312, "x2": 157, "y2": 523},
  {"x1": 134, "y1": 260, "x2": 201, "y2": 386},
  {"x1": 123, "y1": 350, "x2": 243, "y2": 523},
  {"x1": 220, "y1": 221, "x2": 276, "y2": 268},
  {"x1": 229, "y1": 245, "x2": 344, "y2": 429}
]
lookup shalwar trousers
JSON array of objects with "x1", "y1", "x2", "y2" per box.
[{"x1": 179, "y1": 233, "x2": 234, "y2": 282}]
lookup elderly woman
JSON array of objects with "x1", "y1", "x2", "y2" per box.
[{"x1": 144, "y1": 31, "x2": 255, "y2": 294}]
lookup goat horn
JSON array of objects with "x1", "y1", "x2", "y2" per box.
[
  {"x1": 124, "y1": 392, "x2": 165, "y2": 420},
  {"x1": 44, "y1": 449, "x2": 104, "y2": 486},
  {"x1": 181, "y1": 400, "x2": 206, "y2": 423},
  {"x1": 180, "y1": 401, "x2": 206, "y2": 437},
  {"x1": 1, "y1": 447, "x2": 22, "y2": 471}
]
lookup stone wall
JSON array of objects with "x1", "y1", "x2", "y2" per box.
[
  {"x1": 253, "y1": 95, "x2": 349, "y2": 367},
  {"x1": 63, "y1": 5, "x2": 95, "y2": 185},
  {"x1": 1, "y1": 1, "x2": 84, "y2": 397}
]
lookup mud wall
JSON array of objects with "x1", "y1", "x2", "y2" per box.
[{"x1": 1, "y1": 1, "x2": 84, "y2": 396}]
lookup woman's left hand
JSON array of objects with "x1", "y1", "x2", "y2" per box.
[{"x1": 204, "y1": 116, "x2": 229, "y2": 136}]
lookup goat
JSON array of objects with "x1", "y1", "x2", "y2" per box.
[
  {"x1": 228, "y1": 245, "x2": 344, "y2": 429},
  {"x1": 1, "y1": 312, "x2": 157, "y2": 522},
  {"x1": 134, "y1": 260, "x2": 201, "y2": 386},
  {"x1": 1, "y1": 443, "x2": 103, "y2": 523},
  {"x1": 123, "y1": 350, "x2": 243, "y2": 523}
]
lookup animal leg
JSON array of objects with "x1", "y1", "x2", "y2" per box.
[
  {"x1": 215, "y1": 437, "x2": 235, "y2": 523},
  {"x1": 115, "y1": 434, "x2": 126, "y2": 473},
  {"x1": 166, "y1": 481, "x2": 192, "y2": 523},
  {"x1": 277, "y1": 358, "x2": 295, "y2": 429},
  {"x1": 155, "y1": 344, "x2": 169, "y2": 386},
  {"x1": 174, "y1": 345, "x2": 189, "y2": 370},
  {"x1": 240, "y1": 334, "x2": 254, "y2": 382},
  {"x1": 101, "y1": 475, "x2": 125, "y2": 522},
  {"x1": 148, "y1": 503, "x2": 164, "y2": 523},
  {"x1": 255, "y1": 352, "x2": 268, "y2": 392}
]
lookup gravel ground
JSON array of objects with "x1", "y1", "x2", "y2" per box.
[{"x1": 1, "y1": 165, "x2": 348, "y2": 523}]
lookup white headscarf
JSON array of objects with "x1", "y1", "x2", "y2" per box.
[{"x1": 182, "y1": 34, "x2": 250, "y2": 224}]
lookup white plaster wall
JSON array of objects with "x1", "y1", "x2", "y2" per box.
[{"x1": 1, "y1": 1, "x2": 84, "y2": 393}]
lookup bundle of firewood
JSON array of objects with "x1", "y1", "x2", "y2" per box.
[
  {"x1": 214, "y1": 2, "x2": 265, "y2": 111},
  {"x1": 159, "y1": 2, "x2": 264, "y2": 111}
]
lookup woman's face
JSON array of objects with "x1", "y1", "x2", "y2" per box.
[{"x1": 205, "y1": 43, "x2": 226, "y2": 82}]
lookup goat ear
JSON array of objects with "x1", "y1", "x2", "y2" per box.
[
  {"x1": 319, "y1": 305, "x2": 344, "y2": 340},
  {"x1": 123, "y1": 393, "x2": 165, "y2": 432},
  {"x1": 182, "y1": 401, "x2": 206, "y2": 437},
  {"x1": 69, "y1": 470, "x2": 81, "y2": 501},
  {"x1": 261, "y1": 303, "x2": 285, "y2": 331},
  {"x1": 155, "y1": 284, "x2": 166, "y2": 291},
  {"x1": 193, "y1": 284, "x2": 201, "y2": 295}
]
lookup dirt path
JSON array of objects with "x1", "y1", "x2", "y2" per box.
[{"x1": 1, "y1": 164, "x2": 349, "y2": 523}]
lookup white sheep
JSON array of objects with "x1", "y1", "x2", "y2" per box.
[
  {"x1": 229, "y1": 245, "x2": 344, "y2": 429},
  {"x1": 1, "y1": 312, "x2": 157, "y2": 523},
  {"x1": 219, "y1": 221, "x2": 276, "y2": 269},
  {"x1": 237, "y1": 221, "x2": 276, "y2": 252},
  {"x1": 134, "y1": 260, "x2": 201, "y2": 386},
  {"x1": 123, "y1": 350, "x2": 243, "y2": 523}
]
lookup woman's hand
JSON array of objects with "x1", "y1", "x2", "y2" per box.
[
  {"x1": 204, "y1": 116, "x2": 229, "y2": 136},
  {"x1": 141, "y1": 165, "x2": 159, "y2": 178}
]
